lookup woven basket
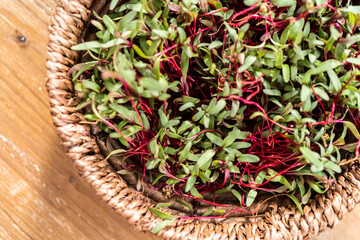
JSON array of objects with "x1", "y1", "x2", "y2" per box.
[{"x1": 46, "y1": 0, "x2": 360, "y2": 239}]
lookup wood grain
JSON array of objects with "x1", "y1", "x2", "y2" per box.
[{"x1": 0, "y1": 0, "x2": 358, "y2": 239}]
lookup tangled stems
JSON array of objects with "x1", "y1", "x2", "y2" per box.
[{"x1": 72, "y1": 0, "x2": 360, "y2": 225}]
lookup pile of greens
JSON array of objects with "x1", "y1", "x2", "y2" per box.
[{"x1": 71, "y1": 0, "x2": 360, "y2": 231}]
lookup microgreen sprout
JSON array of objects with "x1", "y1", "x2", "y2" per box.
[{"x1": 71, "y1": 0, "x2": 360, "y2": 231}]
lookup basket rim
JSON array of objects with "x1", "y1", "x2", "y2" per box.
[{"x1": 46, "y1": 0, "x2": 360, "y2": 239}]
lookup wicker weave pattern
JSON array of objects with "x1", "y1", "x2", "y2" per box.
[{"x1": 46, "y1": 1, "x2": 360, "y2": 239}]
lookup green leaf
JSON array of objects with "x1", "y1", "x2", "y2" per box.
[
  {"x1": 183, "y1": 96, "x2": 201, "y2": 104},
  {"x1": 166, "y1": 131, "x2": 184, "y2": 140},
  {"x1": 282, "y1": 90, "x2": 298, "y2": 101},
  {"x1": 153, "y1": 29, "x2": 170, "y2": 39},
  {"x1": 312, "y1": 60, "x2": 341, "y2": 75},
  {"x1": 199, "y1": 171, "x2": 211, "y2": 182},
  {"x1": 343, "y1": 121, "x2": 360, "y2": 139},
  {"x1": 275, "y1": 49, "x2": 283, "y2": 69},
  {"x1": 141, "y1": 77, "x2": 167, "y2": 91},
  {"x1": 181, "y1": 47, "x2": 190, "y2": 79},
  {"x1": 208, "y1": 41, "x2": 223, "y2": 50},
  {"x1": 177, "y1": 121, "x2": 193, "y2": 134},
  {"x1": 238, "y1": 55, "x2": 257, "y2": 73},
  {"x1": 179, "y1": 102, "x2": 195, "y2": 111},
  {"x1": 341, "y1": 142, "x2": 358, "y2": 152},
  {"x1": 300, "y1": 147, "x2": 323, "y2": 171},
  {"x1": 202, "y1": 206, "x2": 214, "y2": 216},
  {"x1": 231, "y1": 189, "x2": 243, "y2": 205},
  {"x1": 349, "y1": 12, "x2": 356, "y2": 29},
  {"x1": 104, "y1": 149, "x2": 126, "y2": 161},
  {"x1": 327, "y1": 69, "x2": 341, "y2": 91},
  {"x1": 214, "y1": 209, "x2": 225, "y2": 214},
  {"x1": 77, "y1": 39, "x2": 126, "y2": 50},
  {"x1": 110, "y1": 0, "x2": 119, "y2": 10},
  {"x1": 164, "y1": 120, "x2": 180, "y2": 129},
  {"x1": 196, "y1": 149, "x2": 216, "y2": 170},
  {"x1": 301, "y1": 69, "x2": 313, "y2": 84},
  {"x1": 323, "y1": 161, "x2": 341, "y2": 173},
  {"x1": 325, "y1": 37, "x2": 335, "y2": 54},
  {"x1": 263, "y1": 89, "x2": 281, "y2": 96},
  {"x1": 347, "y1": 58, "x2": 360, "y2": 65},
  {"x1": 339, "y1": 6, "x2": 360, "y2": 14},
  {"x1": 224, "y1": 22, "x2": 238, "y2": 41},
  {"x1": 177, "y1": 199, "x2": 193, "y2": 212},
  {"x1": 151, "y1": 220, "x2": 173, "y2": 233},
  {"x1": 250, "y1": 111, "x2": 265, "y2": 120},
  {"x1": 313, "y1": 87, "x2": 329, "y2": 101},
  {"x1": 223, "y1": 128, "x2": 241, "y2": 147},
  {"x1": 302, "y1": 189, "x2": 312, "y2": 204},
  {"x1": 290, "y1": 18, "x2": 304, "y2": 44},
  {"x1": 179, "y1": 142, "x2": 192, "y2": 162},
  {"x1": 185, "y1": 175, "x2": 196, "y2": 192},
  {"x1": 281, "y1": 102, "x2": 293, "y2": 116},
  {"x1": 117, "y1": 169, "x2": 132, "y2": 175},
  {"x1": 330, "y1": 25, "x2": 341, "y2": 41},
  {"x1": 82, "y1": 80, "x2": 100, "y2": 93},
  {"x1": 307, "y1": 181, "x2": 326, "y2": 194},
  {"x1": 333, "y1": 138, "x2": 345, "y2": 146},
  {"x1": 155, "y1": 202, "x2": 173, "y2": 208},
  {"x1": 109, "y1": 103, "x2": 133, "y2": 121},
  {"x1": 244, "y1": 0, "x2": 258, "y2": 6},
  {"x1": 148, "y1": 39, "x2": 161, "y2": 56},
  {"x1": 153, "y1": 58, "x2": 161, "y2": 79},
  {"x1": 246, "y1": 190, "x2": 257, "y2": 206},
  {"x1": 222, "y1": 82, "x2": 230, "y2": 96},
  {"x1": 133, "y1": 44, "x2": 148, "y2": 58},
  {"x1": 303, "y1": 22, "x2": 310, "y2": 38},
  {"x1": 280, "y1": 23, "x2": 293, "y2": 44},
  {"x1": 227, "y1": 163, "x2": 240, "y2": 173},
  {"x1": 287, "y1": 195, "x2": 304, "y2": 214},
  {"x1": 335, "y1": 43, "x2": 345, "y2": 60},
  {"x1": 231, "y1": 100, "x2": 240, "y2": 117},
  {"x1": 158, "y1": 109, "x2": 168, "y2": 126},
  {"x1": 149, "y1": 208, "x2": 175, "y2": 220},
  {"x1": 280, "y1": 176, "x2": 294, "y2": 190},
  {"x1": 230, "y1": 142, "x2": 251, "y2": 149},
  {"x1": 255, "y1": 171, "x2": 266, "y2": 184},
  {"x1": 72, "y1": 41, "x2": 101, "y2": 50},
  {"x1": 271, "y1": 0, "x2": 296, "y2": 7},
  {"x1": 177, "y1": 27, "x2": 186, "y2": 43},
  {"x1": 206, "y1": 132, "x2": 223, "y2": 146},
  {"x1": 192, "y1": 109, "x2": 205, "y2": 122},
  {"x1": 340, "y1": 34, "x2": 360, "y2": 46},
  {"x1": 290, "y1": 65, "x2": 297, "y2": 81},
  {"x1": 152, "y1": 174, "x2": 166, "y2": 185},
  {"x1": 103, "y1": 15, "x2": 117, "y2": 35},
  {"x1": 282, "y1": 64, "x2": 290, "y2": 83},
  {"x1": 266, "y1": 169, "x2": 281, "y2": 182},
  {"x1": 208, "y1": 99, "x2": 226, "y2": 115},
  {"x1": 146, "y1": 158, "x2": 162, "y2": 170},
  {"x1": 296, "y1": 180, "x2": 306, "y2": 197},
  {"x1": 293, "y1": 44, "x2": 304, "y2": 60},
  {"x1": 119, "y1": 11, "x2": 138, "y2": 30},
  {"x1": 182, "y1": 0, "x2": 191, "y2": 7},
  {"x1": 190, "y1": 186, "x2": 203, "y2": 199},
  {"x1": 300, "y1": 85, "x2": 311, "y2": 102},
  {"x1": 237, "y1": 154, "x2": 260, "y2": 163}
]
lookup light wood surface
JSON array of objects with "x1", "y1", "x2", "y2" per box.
[{"x1": 0, "y1": 0, "x2": 358, "y2": 239}]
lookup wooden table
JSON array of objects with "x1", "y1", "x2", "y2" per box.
[{"x1": 0, "y1": 0, "x2": 358, "y2": 239}]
